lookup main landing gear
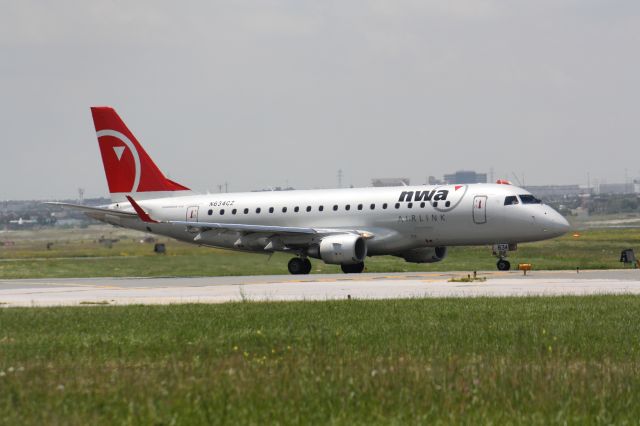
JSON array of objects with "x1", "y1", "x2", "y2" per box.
[
  {"x1": 287, "y1": 258, "x2": 366, "y2": 275},
  {"x1": 341, "y1": 262, "x2": 365, "y2": 274},
  {"x1": 288, "y1": 257, "x2": 312, "y2": 275}
]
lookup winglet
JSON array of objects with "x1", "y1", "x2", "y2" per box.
[{"x1": 126, "y1": 196, "x2": 159, "y2": 223}]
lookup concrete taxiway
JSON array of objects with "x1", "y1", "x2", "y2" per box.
[{"x1": 1, "y1": 269, "x2": 640, "y2": 307}]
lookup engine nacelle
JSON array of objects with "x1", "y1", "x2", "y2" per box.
[
  {"x1": 308, "y1": 234, "x2": 367, "y2": 265},
  {"x1": 398, "y1": 246, "x2": 447, "y2": 263}
]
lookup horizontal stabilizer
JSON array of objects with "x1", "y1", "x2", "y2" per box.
[{"x1": 45, "y1": 202, "x2": 137, "y2": 221}]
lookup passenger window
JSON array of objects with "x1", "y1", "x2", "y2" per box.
[
  {"x1": 407, "y1": 202, "x2": 413, "y2": 209},
  {"x1": 269, "y1": 207, "x2": 274, "y2": 213},
  {"x1": 420, "y1": 202, "x2": 425, "y2": 208},
  {"x1": 357, "y1": 204, "x2": 363, "y2": 210},
  {"x1": 383, "y1": 203, "x2": 388, "y2": 209},
  {"x1": 256, "y1": 208, "x2": 261, "y2": 214},
  {"x1": 333, "y1": 205, "x2": 338, "y2": 211},
  {"x1": 232, "y1": 209, "x2": 237, "y2": 215},
  {"x1": 504, "y1": 196, "x2": 519, "y2": 206},
  {"x1": 220, "y1": 209, "x2": 225, "y2": 215},
  {"x1": 208, "y1": 209, "x2": 213, "y2": 215},
  {"x1": 395, "y1": 203, "x2": 400, "y2": 209},
  {"x1": 282, "y1": 207, "x2": 287, "y2": 213},
  {"x1": 519, "y1": 194, "x2": 542, "y2": 204},
  {"x1": 345, "y1": 205, "x2": 351, "y2": 211},
  {"x1": 370, "y1": 204, "x2": 375, "y2": 210},
  {"x1": 319, "y1": 206, "x2": 324, "y2": 212},
  {"x1": 294, "y1": 206, "x2": 299, "y2": 212},
  {"x1": 306, "y1": 206, "x2": 311, "y2": 212},
  {"x1": 243, "y1": 208, "x2": 249, "y2": 214}
]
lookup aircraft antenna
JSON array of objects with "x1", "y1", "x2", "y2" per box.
[{"x1": 511, "y1": 172, "x2": 523, "y2": 186}]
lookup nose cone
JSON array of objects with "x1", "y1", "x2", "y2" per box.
[{"x1": 545, "y1": 208, "x2": 570, "y2": 236}]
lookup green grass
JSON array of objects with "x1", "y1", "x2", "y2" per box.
[
  {"x1": 1, "y1": 226, "x2": 640, "y2": 278},
  {"x1": 1, "y1": 297, "x2": 640, "y2": 424}
]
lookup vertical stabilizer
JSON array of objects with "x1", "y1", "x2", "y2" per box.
[{"x1": 90, "y1": 106, "x2": 192, "y2": 202}]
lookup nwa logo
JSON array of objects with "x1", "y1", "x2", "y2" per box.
[{"x1": 398, "y1": 185, "x2": 468, "y2": 212}]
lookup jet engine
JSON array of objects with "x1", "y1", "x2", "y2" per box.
[
  {"x1": 398, "y1": 246, "x2": 447, "y2": 263},
  {"x1": 308, "y1": 234, "x2": 367, "y2": 265}
]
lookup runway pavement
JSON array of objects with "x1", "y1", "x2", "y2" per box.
[{"x1": 1, "y1": 269, "x2": 640, "y2": 307}]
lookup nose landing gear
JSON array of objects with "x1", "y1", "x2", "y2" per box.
[
  {"x1": 493, "y1": 243, "x2": 516, "y2": 271},
  {"x1": 288, "y1": 257, "x2": 312, "y2": 275},
  {"x1": 497, "y1": 259, "x2": 511, "y2": 271}
]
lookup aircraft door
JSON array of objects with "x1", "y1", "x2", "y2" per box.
[
  {"x1": 186, "y1": 206, "x2": 199, "y2": 222},
  {"x1": 473, "y1": 196, "x2": 487, "y2": 224}
]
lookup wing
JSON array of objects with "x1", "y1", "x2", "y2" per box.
[{"x1": 169, "y1": 220, "x2": 320, "y2": 235}]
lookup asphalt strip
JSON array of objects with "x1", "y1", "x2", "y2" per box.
[{"x1": 1, "y1": 270, "x2": 640, "y2": 307}]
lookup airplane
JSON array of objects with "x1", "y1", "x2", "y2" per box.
[
  {"x1": 9, "y1": 218, "x2": 38, "y2": 226},
  {"x1": 49, "y1": 106, "x2": 570, "y2": 274}
]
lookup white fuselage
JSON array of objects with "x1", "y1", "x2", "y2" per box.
[{"x1": 101, "y1": 183, "x2": 569, "y2": 256}]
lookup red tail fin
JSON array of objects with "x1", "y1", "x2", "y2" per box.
[{"x1": 90, "y1": 107, "x2": 190, "y2": 201}]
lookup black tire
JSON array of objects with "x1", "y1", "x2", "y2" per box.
[
  {"x1": 341, "y1": 262, "x2": 365, "y2": 274},
  {"x1": 288, "y1": 258, "x2": 306, "y2": 275},
  {"x1": 302, "y1": 258, "x2": 312, "y2": 274},
  {"x1": 497, "y1": 259, "x2": 511, "y2": 271}
]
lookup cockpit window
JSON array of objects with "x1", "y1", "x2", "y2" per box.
[
  {"x1": 504, "y1": 196, "x2": 519, "y2": 206},
  {"x1": 519, "y1": 194, "x2": 542, "y2": 204}
]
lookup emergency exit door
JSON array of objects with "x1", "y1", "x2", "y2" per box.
[
  {"x1": 186, "y1": 206, "x2": 199, "y2": 222},
  {"x1": 473, "y1": 196, "x2": 487, "y2": 224}
]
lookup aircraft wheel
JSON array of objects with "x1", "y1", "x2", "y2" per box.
[
  {"x1": 302, "y1": 258, "x2": 312, "y2": 274},
  {"x1": 288, "y1": 258, "x2": 307, "y2": 275},
  {"x1": 341, "y1": 262, "x2": 365, "y2": 274},
  {"x1": 497, "y1": 259, "x2": 511, "y2": 271}
]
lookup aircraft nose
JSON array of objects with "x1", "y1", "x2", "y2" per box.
[{"x1": 545, "y1": 209, "x2": 570, "y2": 236}]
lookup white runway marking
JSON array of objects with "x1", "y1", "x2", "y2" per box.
[{"x1": 1, "y1": 270, "x2": 639, "y2": 307}]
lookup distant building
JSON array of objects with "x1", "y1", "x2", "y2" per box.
[
  {"x1": 524, "y1": 185, "x2": 589, "y2": 198},
  {"x1": 596, "y1": 183, "x2": 636, "y2": 195},
  {"x1": 443, "y1": 171, "x2": 487, "y2": 184},
  {"x1": 252, "y1": 186, "x2": 295, "y2": 192},
  {"x1": 371, "y1": 178, "x2": 410, "y2": 187},
  {"x1": 428, "y1": 176, "x2": 442, "y2": 185},
  {"x1": 54, "y1": 218, "x2": 86, "y2": 227}
]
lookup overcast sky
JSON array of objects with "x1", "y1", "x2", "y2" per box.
[{"x1": 1, "y1": 0, "x2": 639, "y2": 200}]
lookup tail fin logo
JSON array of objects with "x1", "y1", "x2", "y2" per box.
[
  {"x1": 91, "y1": 106, "x2": 190, "y2": 198},
  {"x1": 113, "y1": 146, "x2": 125, "y2": 161},
  {"x1": 96, "y1": 129, "x2": 141, "y2": 193}
]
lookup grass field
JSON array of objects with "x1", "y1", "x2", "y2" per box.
[
  {"x1": 1, "y1": 297, "x2": 639, "y2": 424},
  {"x1": 1, "y1": 225, "x2": 640, "y2": 278}
]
